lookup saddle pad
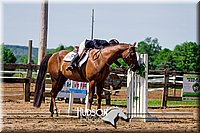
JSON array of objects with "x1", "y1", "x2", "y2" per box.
[
  {"x1": 78, "y1": 50, "x2": 90, "y2": 67},
  {"x1": 63, "y1": 51, "x2": 77, "y2": 62},
  {"x1": 63, "y1": 50, "x2": 90, "y2": 67}
]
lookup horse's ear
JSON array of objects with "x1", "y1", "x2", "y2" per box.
[{"x1": 133, "y1": 42, "x2": 136, "y2": 47}]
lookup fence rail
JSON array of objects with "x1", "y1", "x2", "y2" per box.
[{"x1": 2, "y1": 63, "x2": 200, "y2": 108}]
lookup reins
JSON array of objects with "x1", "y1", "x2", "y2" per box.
[{"x1": 124, "y1": 45, "x2": 136, "y2": 70}]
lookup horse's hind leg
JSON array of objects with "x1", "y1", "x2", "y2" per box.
[
  {"x1": 50, "y1": 76, "x2": 66, "y2": 117},
  {"x1": 50, "y1": 81, "x2": 58, "y2": 117}
]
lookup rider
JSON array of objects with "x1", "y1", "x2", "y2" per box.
[{"x1": 67, "y1": 39, "x2": 121, "y2": 70}]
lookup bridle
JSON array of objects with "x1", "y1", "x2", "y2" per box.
[{"x1": 123, "y1": 45, "x2": 137, "y2": 70}]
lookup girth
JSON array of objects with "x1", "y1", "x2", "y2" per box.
[
  {"x1": 77, "y1": 66, "x2": 88, "y2": 82},
  {"x1": 76, "y1": 50, "x2": 89, "y2": 82}
]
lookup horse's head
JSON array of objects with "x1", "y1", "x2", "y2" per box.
[{"x1": 121, "y1": 43, "x2": 139, "y2": 72}]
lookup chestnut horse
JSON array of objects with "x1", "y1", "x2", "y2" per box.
[{"x1": 33, "y1": 43, "x2": 138, "y2": 117}]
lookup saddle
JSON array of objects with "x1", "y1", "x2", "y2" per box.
[
  {"x1": 85, "y1": 39, "x2": 109, "y2": 49},
  {"x1": 63, "y1": 50, "x2": 90, "y2": 67}
]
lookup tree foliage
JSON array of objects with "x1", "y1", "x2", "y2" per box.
[
  {"x1": 137, "y1": 37, "x2": 162, "y2": 70},
  {"x1": 1, "y1": 45, "x2": 17, "y2": 64},
  {"x1": 172, "y1": 42, "x2": 199, "y2": 72},
  {"x1": 47, "y1": 44, "x2": 74, "y2": 54},
  {"x1": 16, "y1": 55, "x2": 36, "y2": 64},
  {"x1": 153, "y1": 48, "x2": 176, "y2": 70},
  {"x1": 111, "y1": 58, "x2": 128, "y2": 68},
  {"x1": 136, "y1": 38, "x2": 199, "y2": 72}
]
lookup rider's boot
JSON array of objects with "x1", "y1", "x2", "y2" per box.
[{"x1": 67, "y1": 54, "x2": 80, "y2": 70}]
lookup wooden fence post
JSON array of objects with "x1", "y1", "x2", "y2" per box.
[
  {"x1": 161, "y1": 69, "x2": 169, "y2": 108},
  {"x1": 38, "y1": 0, "x2": 48, "y2": 65},
  {"x1": 24, "y1": 40, "x2": 33, "y2": 102}
]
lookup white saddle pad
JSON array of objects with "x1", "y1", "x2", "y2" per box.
[
  {"x1": 63, "y1": 50, "x2": 90, "y2": 67},
  {"x1": 78, "y1": 50, "x2": 89, "y2": 67},
  {"x1": 63, "y1": 51, "x2": 77, "y2": 62}
]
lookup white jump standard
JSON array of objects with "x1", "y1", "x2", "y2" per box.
[
  {"x1": 57, "y1": 80, "x2": 89, "y2": 114},
  {"x1": 127, "y1": 54, "x2": 150, "y2": 122}
]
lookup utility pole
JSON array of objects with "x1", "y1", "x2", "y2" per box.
[
  {"x1": 38, "y1": 0, "x2": 48, "y2": 65},
  {"x1": 91, "y1": 9, "x2": 94, "y2": 40}
]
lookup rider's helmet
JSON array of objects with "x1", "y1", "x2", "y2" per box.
[
  {"x1": 109, "y1": 39, "x2": 119, "y2": 45},
  {"x1": 73, "y1": 46, "x2": 79, "y2": 52}
]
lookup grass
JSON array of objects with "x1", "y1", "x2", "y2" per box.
[
  {"x1": 148, "y1": 99, "x2": 199, "y2": 107},
  {"x1": 102, "y1": 99, "x2": 199, "y2": 107}
]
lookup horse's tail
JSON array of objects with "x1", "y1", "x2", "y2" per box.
[{"x1": 33, "y1": 54, "x2": 52, "y2": 108}]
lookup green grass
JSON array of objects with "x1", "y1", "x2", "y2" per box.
[
  {"x1": 167, "y1": 100, "x2": 199, "y2": 106},
  {"x1": 102, "y1": 99, "x2": 199, "y2": 107},
  {"x1": 182, "y1": 92, "x2": 200, "y2": 97},
  {"x1": 148, "y1": 99, "x2": 199, "y2": 107},
  {"x1": 148, "y1": 99, "x2": 161, "y2": 107}
]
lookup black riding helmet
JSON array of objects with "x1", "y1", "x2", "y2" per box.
[{"x1": 109, "y1": 39, "x2": 119, "y2": 45}]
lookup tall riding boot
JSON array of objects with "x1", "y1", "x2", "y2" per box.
[{"x1": 67, "y1": 54, "x2": 80, "y2": 70}]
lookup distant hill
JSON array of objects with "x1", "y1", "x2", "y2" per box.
[
  {"x1": 4, "y1": 44, "x2": 39, "y2": 63},
  {"x1": 4, "y1": 44, "x2": 73, "y2": 64},
  {"x1": 4, "y1": 44, "x2": 56, "y2": 64}
]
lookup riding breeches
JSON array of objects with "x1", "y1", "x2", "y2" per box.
[{"x1": 78, "y1": 40, "x2": 86, "y2": 56}]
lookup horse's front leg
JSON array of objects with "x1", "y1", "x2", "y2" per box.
[
  {"x1": 88, "y1": 81, "x2": 95, "y2": 110},
  {"x1": 96, "y1": 82, "x2": 103, "y2": 114}
]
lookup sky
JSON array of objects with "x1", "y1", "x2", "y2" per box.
[{"x1": 1, "y1": 0, "x2": 198, "y2": 50}]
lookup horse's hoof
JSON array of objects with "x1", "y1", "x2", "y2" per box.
[{"x1": 50, "y1": 113, "x2": 54, "y2": 117}]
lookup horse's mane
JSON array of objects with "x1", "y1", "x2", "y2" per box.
[{"x1": 106, "y1": 43, "x2": 130, "y2": 48}]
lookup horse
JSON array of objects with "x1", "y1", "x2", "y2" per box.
[{"x1": 33, "y1": 43, "x2": 139, "y2": 117}]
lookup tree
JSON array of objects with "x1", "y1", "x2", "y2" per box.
[
  {"x1": 47, "y1": 44, "x2": 74, "y2": 54},
  {"x1": 172, "y1": 42, "x2": 199, "y2": 72},
  {"x1": 111, "y1": 58, "x2": 128, "y2": 68},
  {"x1": 17, "y1": 55, "x2": 36, "y2": 64},
  {"x1": 17, "y1": 55, "x2": 28, "y2": 64},
  {"x1": 153, "y1": 48, "x2": 176, "y2": 70},
  {"x1": 1, "y1": 45, "x2": 17, "y2": 64},
  {"x1": 65, "y1": 46, "x2": 74, "y2": 51},
  {"x1": 1, "y1": 45, "x2": 17, "y2": 75},
  {"x1": 47, "y1": 44, "x2": 65, "y2": 54},
  {"x1": 137, "y1": 37, "x2": 162, "y2": 70}
]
